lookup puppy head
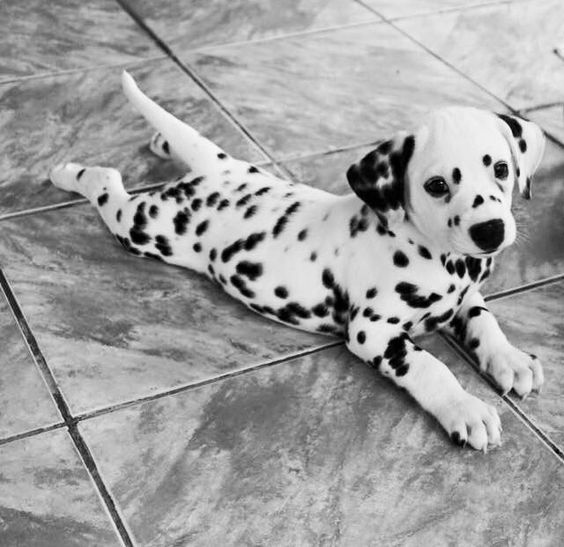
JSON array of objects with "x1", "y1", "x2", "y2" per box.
[{"x1": 347, "y1": 107, "x2": 545, "y2": 257}]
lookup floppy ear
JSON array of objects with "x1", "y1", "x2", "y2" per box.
[
  {"x1": 496, "y1": 113, "x2": 545, "y2": 199},
  {"x1": 346, "y1": 132, "x2": 415, "y2": 226}
]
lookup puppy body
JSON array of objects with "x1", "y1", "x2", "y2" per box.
[{"x1": 50, "y1": 72, "x2": 546, "y2": 451}]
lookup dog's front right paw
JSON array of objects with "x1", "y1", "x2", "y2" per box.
[
  {"x1": 49, "y1": 162, "x2": 85, "y2": 193},
  {"x1": 434, "y1": 392, "x2": 502, "y2": 452}
]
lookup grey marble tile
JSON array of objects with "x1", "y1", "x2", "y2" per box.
[
  {"x1": 487, "y1": 281, "x2": 564, "y2": 449},
  {"x1": 280, "y1": 139, "x2": 564, "y2": 294},
  {"x1": 185, "y1": 22, "x2": 500, "y2": 161},
  {"x1": 0, "y1": 287, "x2": 61, "y2": 439},
  {"x1": 0, "y1": 0, "x2": 159, "y2": 81},
  {"x1": 396, "y1": 1, "x2": 564, "y2": 109},
  {"x1": 526, "y1": 105, "x2": 564, "y2": 146},
  {"x1": 121, "y1": 0, "x2": 378, "y2": 53},
  {"x1": 0, "y1": 204, "x2": 328, "y2": 414},
  {"x1": 0, "y1": 429, "x2": 120, "y2": 546},
  {"x1": 0, "y1": 58, "x2": 267, "y2": 218},
  {"x1": 80, "y1": 337, "x2": 564, "y2": 546}
]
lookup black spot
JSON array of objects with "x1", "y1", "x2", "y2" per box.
[
  {"x1": 452, "y1": 167, "x2": 462, "y2": 184},
  {"x1": 208, "y1": 264, "x2": 215, "y2": 276},
  {"x1": 366, "y1": 287, "x2": 377, "y2": 299},
  {"x1": 149, "y1": 204, "x2": 159, "y2": 218},
  {"x1": 468, "y1": 306, "x2": 487, "y2": 318},
  {"x1": 453, "y1": 215, "x2": 460, "y2": 226},
  {"x1": 162, "y1": 140, "x2": 170, "y2": 154},
  {"x1": 372, "y1": 356, "x2": 383, "y2": 368},
  {"x1": 424, "y1": 308, "x2": 454, "y2": 332},
  {"x1": 472, "y1": 195, "x2": 484, "y2": 208},
  {"x1": 357, "y1": 331, "x2": 366, "y2": 344},
  {"x1": 447, "y1": 284, "x2": 455, "y2": 293},
  {"x1": 312, "y1": 303, "x2": 329, "y2": 317},
  {"x1": 317, "y1": 324, "x2": 340, "y2": 335},
  {"x1": 221, "y1": 239, "x2": 244, "y2": 262},
  {"x1": 193, "y1": 243, "x2": 202, "y2": 253},
  {"x1": 97, "y1": 193, "x2": 109, "y2": 206},
  {"x1": 393, "y1": 250, "x2": 409, "y2": 267},
  {"x1": 482, "y1": 154, "x2": 492, "y2": 167},
  {"x1": 206, "y1": 192, "x2": 221, "y2": 207},
  {"x1": 191, "y1": 198, "x2": 202, "y2": 211},
  {"x1": 143, "y1": 251, "x2": 163, "y2": 261},
  {"x1": 219, "y1": 275, "x2": 227, "y2": 284},
  {"x1": 248, "y1": 166, "x2": 259, "y2": 174},
  {"x1": 349, "y1": 215, "x2": 370, "y2": 237},
  {"x1": 519, "y1": 139, "x2": 527, "y2": 153},
  {"x1": 465, "y1": 257, "x2": 482, "y2": 281},
  {"x1": 395, "y1": 282, "x2": 442, "y2": 308},
  {"x1": 255, "y1": 187, "x2": 271, "y2": 196},
  {"x1": 218, "y1": 199, "x2": 230, "y2": 211},
  {"x1": 274, "y1": 286, "x2": 288, "y2": 299},
  {"x1": 273, "y1": 215, "x2": 288, "y2": 238},
  {"x1": 236, "y1": 261, "x2": 263, "y2": 281},
  {"x1": 236, "y1": 194, "x2": 252, "y2": 208},
  {"x1": 376, "y1": 224, "x2": 387, "y2": 236},
  {"x1": 468, "y1": 338, "x2": 480, "y2": 349},
  {"x1": 387, "y1": 317, "x2": 400, "y2": 324},
  {"x1": 155, "y1": 235, "x2": 173, "y2": 256},
  {"x1": 448, "y1": 218, "x2": 452, "y2": 228},
  {"x1": 244, "y1": 205, "x2": 258, "y2": 219},
  {"x1": 322, "y1": 269, "x2": 335, "y2": 289},
  {"x1": 230, "y1": 275, "x2": 255, "y2": 298},
  {"x1": 455, "y1": 259, "x2": 466, "y2": 278},
  {"x1": 173, "y1": 210, "x2": 190, "y2": 235},
  {"x1": 130, "y1": 202, "x2": 151, "y2": 245},
  {"x1": 236, "y1": 183, "x2": 247, "y2": 192},
  {"x1": 384, "y1": 333, "x2": 410, "y2": 376},
  {"x1": 209, "y1": 248, "x2": 217, "y2": 262},
  {"x1": 446, "y1": 261, "x2": 455, "y2": 275},
  {"x1": 195, "y1": 220, "x2": 209, "y2": 236},
  {"x1": 370, "y1": 314, "x2": 381, "y2": 322},
  {"x1": 403, "y1": 321, "x2": 413, "y2": 331},
  {"x1": 497, "y1": 113, "x2": 522, "y2": 138},
  {"x1": 217, "y1": 152, "x2": 228, "y2": 159},
  {"x1": 418, "y1": 245, "x2": 432, "y2": 260},
  {"x1": 297, "y1": 229, "x2": 308, "y2": 241},
  {"x1": 310, "y1": 252, "x2": 317, "y2": 262},
  {"x1": 76, "y1": 168, "x2": 86, "y2": 180},
  {"x1": 244, "y1": 231, "x2": 266, "y2": 251}
]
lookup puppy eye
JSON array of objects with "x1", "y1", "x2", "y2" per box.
[
  {"x1": 424, "y1": 176, "x2": 449, "y2": 198},
  {"x1": 494, "y1": 161, "x2": 509, "y2": 180}
]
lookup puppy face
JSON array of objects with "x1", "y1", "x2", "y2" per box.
[{"x1": 347, "y1": 107, "x2": 545, "y2": 257}]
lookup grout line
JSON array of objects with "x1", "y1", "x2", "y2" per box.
[
  {"x1": 520, "y1": 102, "x2": 564, "y2": 114},
  {"x1": 0, "y1": 422, "x2": 66, "y2": 447},
  {"x1": 0, "y1": 270, "x2": 135, "y2": 546},
  {"x1": 442, "y1": 334, "x2": 564, "y2": 462},
  {"x1": 0, "y1": 55, "x2": 167, "y2": 87},
  {"x1": 75, "y1": 340, "x2": 344, "y2": 423},
  {"x1": 484, "y1": 274, "x2": 564, "y2": 302}
]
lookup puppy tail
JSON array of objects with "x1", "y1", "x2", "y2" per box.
[{"x1": 121, "y1": 70, "x2": 225, "y2": 168}]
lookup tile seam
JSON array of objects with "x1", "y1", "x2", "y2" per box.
[
  {"x1": 442, "y1": 334, "x2": 564, "y2": 463},
  {"x1": 0, "y1": 422, "x2": 66, "y2": 447},
  {"x1": 0, "y1": 270, "x2": 135, "y2": 546}
]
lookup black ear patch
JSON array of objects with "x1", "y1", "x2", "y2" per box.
[{"x1": 346, "y1": 134, "x2": 415, "y2": 225}]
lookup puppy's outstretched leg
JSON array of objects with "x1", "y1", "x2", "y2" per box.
[{"x1": 122, "y1": 71, "x2": 228, "y2": 174}]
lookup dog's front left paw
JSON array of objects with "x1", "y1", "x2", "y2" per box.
[
  {"x1": 434, "y1": 392, "x2": 502, "y2": 452},
  {"x1": 485, "y1": 346, "x2": 544, "y2": 398}
]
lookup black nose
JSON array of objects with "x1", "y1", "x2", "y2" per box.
[{"x1": 469, "y1": 219, "x2": 505, "y2": 251}]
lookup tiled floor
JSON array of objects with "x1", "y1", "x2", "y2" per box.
[{"x1": 1, "y1": 1, "x2": 563, "y2": 545}]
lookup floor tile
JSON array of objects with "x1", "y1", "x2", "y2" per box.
[
  {"x1": 0, "y1": 205, "x2": 328, "y2": 414},
  {"x1": 121, "y1": 0, "x2": 378, "y2": 53},
  {"x1": 0, "y1": 58, "x2": 267, "y2": 218},
  {"x1": 362, "y1": 0, "x2": 519, "y2": 19},
  {"x1": 0, "y1": 0, "x2": 159, "y2": 81},
  {"x1": 0, "y1": 429, "x2": 120, "y2": 546},
  {"x1": 0, "y1": 285, "x2": 61, "y2": 439},
  {"x1": 281, "y1": 140, "x2": 564, "y2": 294},
  {"x1": 79, "y1": 337, "x2": 564, "y2": 546},
  {"x1": 487, "y1": 282, "x2": 564, "y2": 448},
  {"x1": 526, "y1": 105, "x2": 564, "y2": 145},
  {"x1": 396, "y1": 1, "x2": 564, "y2": 109},
  {"x1": 185, "y1": 22, "x2": 500, "y2": 161}
]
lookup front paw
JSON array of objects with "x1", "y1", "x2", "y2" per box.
[
  {"x1": 485, "y1": 346, "x2": 544, "y2": 398},
  {"x1": 434, "y1": 392, "x2": 502, "y2": 452},
  {"x1": 49, "y1": 162, "x2": 85, "y2": 193}
]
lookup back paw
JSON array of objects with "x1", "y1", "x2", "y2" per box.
[
  {"x1": 50, "y1": 162, "x2": 86, "y2": 193},
  {"x1": 149, "y1": 132, "x2": 172, "y2": 159}
]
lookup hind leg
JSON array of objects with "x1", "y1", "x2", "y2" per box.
[{"x1": 49, "y1": 162, "x2": 209, "y2": 272}]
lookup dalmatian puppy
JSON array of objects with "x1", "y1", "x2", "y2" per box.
[{"x1": 50, "y1": 71, "x2": 546, "y2": 451}]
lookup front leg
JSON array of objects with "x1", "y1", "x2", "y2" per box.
[
  {"x1": 446, "y1": 292, "x2": 544, "y2": 397},
  {"x1": 347, "y1": 318, "x2": 501, "y2": 451}
]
